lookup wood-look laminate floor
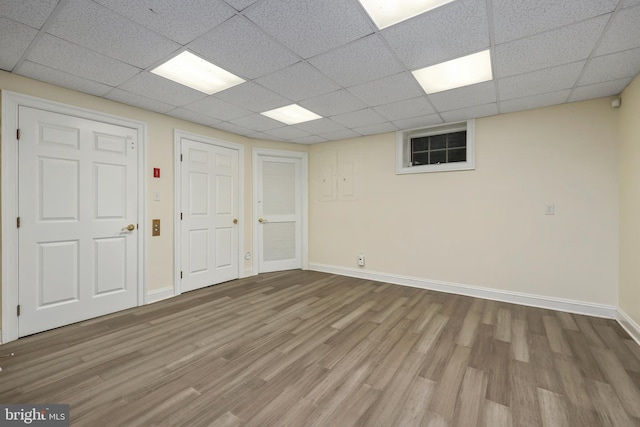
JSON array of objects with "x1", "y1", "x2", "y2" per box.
[{"x1": 1, "y1": 270, "x2": 639, "y2": 426}]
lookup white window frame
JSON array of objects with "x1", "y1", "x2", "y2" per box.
[{"x1": 396, "y1": 119, "x2": 475, "y2": 174}]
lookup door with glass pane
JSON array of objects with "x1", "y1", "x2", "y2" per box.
[{"x1": 255, "y1": 154, "x2": 303, "y2": 273}]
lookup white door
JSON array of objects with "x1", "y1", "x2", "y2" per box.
[
  {"x1": 256, "y1": 154, "x2": 303, "y2": 273},
  {"x1": 180, "y1": 138, "x2": 239, "y2": 292},
  {"x1": 18, "y1": 106, "x2": 139, "y2": 337}
]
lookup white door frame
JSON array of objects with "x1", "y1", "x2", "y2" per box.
[
  {"x1": 252, "y1": 148, "x2": 308, "y2": 274},
  {"x1": 1, "y1": 91, "x2": 147, "y2": 344},
  {"x1": 173, "y1": 130, "x2": 245, "y2": 294}
]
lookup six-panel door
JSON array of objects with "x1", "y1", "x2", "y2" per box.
[{"x1": 18, "y1": 106, "x2": 138, "y2": 337}]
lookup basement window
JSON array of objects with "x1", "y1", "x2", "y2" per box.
[{"x1": 396, "y1": 120, "x2": 475, "y2": 174}]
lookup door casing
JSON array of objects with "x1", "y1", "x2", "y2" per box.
[
  {"x1": 1, "y1": 91, "x2": 147, "y2": 344},
  {"x1": 252, "y1": 148, "x2": 308, "y2": 275},
  {"x1": 173, "y1": 130, "x2": 245, "y2": 294}
]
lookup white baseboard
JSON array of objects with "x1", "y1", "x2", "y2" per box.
[
  {"x1": 146, "y1": 287, "x2": 175, "y2": 304},
  {"x1": 617, "y1": 308, "x2": 640, "y2": 346},
  {"x1": 309, "y1": 263, "x2": 617, "y2": 319}
]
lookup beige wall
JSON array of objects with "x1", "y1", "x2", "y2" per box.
[
  {"x1": 0, "y1": 70, "x2": 628, "y2": 336},
  {"x1": 309, "y1": 98, "x2": 619, "y2": 306},
  {"x1": 0, "y1": 71, "x2": 307, "y2": 328},
  {"x1": 619, "y1": 74, "x2": 640, "y2": 325}
]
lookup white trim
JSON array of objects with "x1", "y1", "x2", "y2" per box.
[
  {"x1": 309, "y1": 263, "x2": 617, "y2": 319},
  {"x1": 1, "y1": 90, "x2": 147, "y2": 343},
  {"x1": 396, "y1": 119, "x2": 475, "y2": 174},
  {"x1": 617, "y1": 308, "x2": 640, "y2": 346},
  {"x1": 173, "y1": 130, "x2": 245, "y2": 296},
  {"x1": 252, "y1": 148, "x2": 309, "y2": 274},
  {"x1": 147, "y1": 287, "x2": 175, "y2": 304},
  {"x1": 243, "y1": 268, "x2": 255, "y2": 278}
]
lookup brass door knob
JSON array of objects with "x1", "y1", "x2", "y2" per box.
[
  {"x1": 258, "y1": 218, "x2": 268, "y2": 223},
  {"x1": 233, "y1": 218, "x2": 238, "y2": 224},
  {"x1": 122, "y1": 224, "x2": 135, "y2": 231}
]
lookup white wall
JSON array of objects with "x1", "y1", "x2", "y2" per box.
[{"x1": 309, "y1": 98, "x2": 619, "y2": 309}]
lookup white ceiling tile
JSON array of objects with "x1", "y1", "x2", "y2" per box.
[
  {"x1": 94, "y1": 0, "x2": 235, "y2": 45},
  {"x1": 374, "y1": 97, "x2": 436, "y2": 121},
  {"x1": 347, "y1": 73, "x2": 424, "y2": 106},
  {"x1": 183, "y1": 96, "x2": 253, "y2": 121},
  {"x1": 223, "y1": 0, "x2": 259, "y2": 11},
  {"x1": 263, "y1": 126, "x2": 312, "y2": 140},
  {"x1": 0, "y1": 17, "x2": 38, "y2": 70},
  {"x1": 0, "y1": 0, "x2": 58, "y2": 28},
  {"x1": 353, "y1": 122, "x2": 398, "y2": 136},
  {"x1": 596, "y1": 5, "x2": 640, "y2": 56},
  {"x1": 246, "y1": 131, "x2": 285, "y2": 141},
  {"x1": 215, "y1": 82, "x2": 290, "y2": 113},
  {"x1": 440, "y1": 103, "x2": 498, "y2": 122},
  {"x1": 499, "y1": 90, "x2": 571, "y2": 114},
  {"x1": 623, "y1": 0, "x2": 640, "y2": 6},
  {"x1": 188, "y1": 16, "x2": 299, "y2": 80},
  {"x1": 28, "y1": 34, "x2": 141, "y2": 86},
  {"x1": 214, "y1": 121, "x2": 254, "y2": 136},
  {"x1": 256, "y1": 62, "x2": 340, "y2": 101},
  {"x1": 308, "y1": 34, "x2": 404, "y2": 87},
  {"x1": 229, "y1": 114, "x2": 284, "y2": 132},
  {"x1": 569, "y1": 78, "x2": 632, "y2": 102},
  {"x1": 321, "y1": 129, "x2": 362, "y2": 141},
  {"x1": 295, "y1": 135, "x2": 328, "y2": 144},
  {"x1": 492, "y1": 0, "x2": 618, "y2": 44},
  {"x1": 382, "y1": 0, "x2": 489, "y2": 70},
  {"x1": 166, "y1": 108, "x2": 221, "y2": 126},
  {"x1": 392, "y1": 115, "x2": 443, "y2": 130},
  {"x1": 18, "y1": 60, "x2": 113, "y2": 96},
  {"x1": 495, "y1": 15, "x2": 610, "y2": 78},
  {"x1": 429, "y1": 81, "x2": 496, "y2": 112},
  {"x1": 498, "y1": 61, "x2": 585, "y2": 100},
  {"x1": 330, "y1": 108, "x2": 387, "y2": 128},
  {"x1": 118, "y1": 72, "x2": 207, "y2": 106},
  {"x1": 298, "y1": 89, "x2": 366, "y2": 117},
  {"x1": 579, "y1": 48, "x2": 640, "y2": 85},
  {"x1": 246, "y1": 0, "x2": 373, "y2": 58},
  {"x1": 294, "y1": 118, "x2": 347, "y2": 134},
  {"x1": 47, "y1": 0, "x2": 180, "y2": 68},
  {"x1": 106, "y1": 88, "x2": 175, "y2": 113}
]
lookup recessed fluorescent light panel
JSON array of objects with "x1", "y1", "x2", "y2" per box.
[
  {"x1": 151, "y1": 51, "x2": 244, "y2": 95},
  {"x1": 412, "y1": 50, "x2": 493, "y2": 94},
  {"x1": 358, "y1": 0, "x2": 457, "y2": 29},
  {"x1": 261, "y1": 104, "x2": 322, "y2": 125}
]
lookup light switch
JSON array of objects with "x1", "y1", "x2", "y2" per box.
[{"x1": 152, "y1": 219, "x2": 160, "y2": 236}]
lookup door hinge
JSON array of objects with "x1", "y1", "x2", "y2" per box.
[
  {"x1": 180, "y1": 154, "x2": 183, "y2": 162},
  {"x1": 17, "y1": 305, "x2": 21, "y2": 316},
  {"x1": 16, "y1": 129, "x2": 20, "y2": 140},
  {"x1": 180, "y1": 271, "x2": 183, "y2": 279},
  {"x1": 180, "y1": 212, "x2": 183, "y2": 220},
  {"x1": 17, "y1": 217, "x2": 20, "y2": 228}
]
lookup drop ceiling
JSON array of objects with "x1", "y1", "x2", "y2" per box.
[{"x1": 1, "y1": 0, "x2": 639, "y2": 144}]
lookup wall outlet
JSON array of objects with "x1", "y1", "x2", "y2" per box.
[
  {"x1": 357, "y1": 253, "x2": 365, "y2": 267},
  {"x1": 545, "y1": 204, "x2": 555, "y2": 215}
]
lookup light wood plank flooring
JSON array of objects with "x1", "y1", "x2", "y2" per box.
[{"x1": 1, "y1": 270, "x2": 639, "y2": 426}]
